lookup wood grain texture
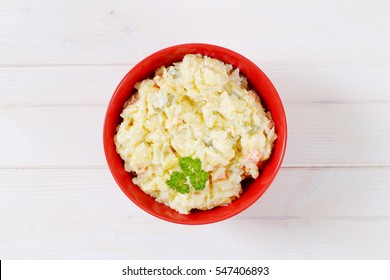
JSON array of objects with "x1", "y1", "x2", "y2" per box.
[
  {"x1": 1, "y1": 63, "x2": 390, "y2": 107},
  {"x1": 1, "y1": 0, "x2": 389, "y2": 65},
  {"x1": 1, "y1": 168, "x2": 389, "y2": 259},
  {"x1": 0, "y1": 67, "x2": 129, "y2": 107}
]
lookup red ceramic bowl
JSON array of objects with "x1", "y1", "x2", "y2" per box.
[{"x1": 103, "y1": 43, "x2": 287, "y2": 225}]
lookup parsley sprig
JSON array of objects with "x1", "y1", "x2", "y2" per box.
[{"x1": 166, "y1": 157, "x2": 209, "y2": 194}]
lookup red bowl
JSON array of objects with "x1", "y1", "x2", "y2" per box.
[{"x1": 103, "y1": 43, "x2": 287, "y2": 225}]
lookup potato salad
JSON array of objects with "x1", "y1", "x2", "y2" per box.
[{"x1": 115, "y1": 54, "x2": 277, "y2": 214}]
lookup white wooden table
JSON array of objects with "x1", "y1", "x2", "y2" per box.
[{"x1": 1, "y1": 0, "x2": 390, "y2": 259}]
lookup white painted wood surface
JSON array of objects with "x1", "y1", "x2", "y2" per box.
[{"x1": 1, "y1": 0, "x2": 390, "y2": 259}]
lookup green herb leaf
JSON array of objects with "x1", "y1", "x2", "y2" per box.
[
  {"x1": 166, "y1": 157, "x2": 209, "y2": 194},
  {"x1": 166, "y1": 171, "x2": 189, "y2": 194},
  {"x1": 189, "y1": 170, "x2": 209, "y2": 191},
  {"x1": 179, "y1": 157, "x2": 202, "y2": 176}
]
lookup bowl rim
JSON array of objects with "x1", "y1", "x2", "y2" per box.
[{"x1": 103, "y1": 43, "x2": 287, "y2": 225}]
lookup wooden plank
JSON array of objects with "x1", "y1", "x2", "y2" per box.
[
  {"x1": 0, "y1": 167, "x2": 389, "y2": 259},
  {"x1": 0, "y1": 103, "x2": 389, "y2": 167},
  {"x1": 284, "y1": 102, "x2": 390, "y2": 167},
  {"x1": 0, "y1": 66, "x2": 130, "y2": 106},
  {"x1": 0, "y1": 0, "x2": 389, "y2": 65},
  {"x1": 1, "y1": 64, "x2": 390, "y2": 106},
  {"x1": 0, "y1": 106, "x2": 107, "y2": 168},
  {"x1": 268, "y1": 63, "x2": 390, "y2": 104}
]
